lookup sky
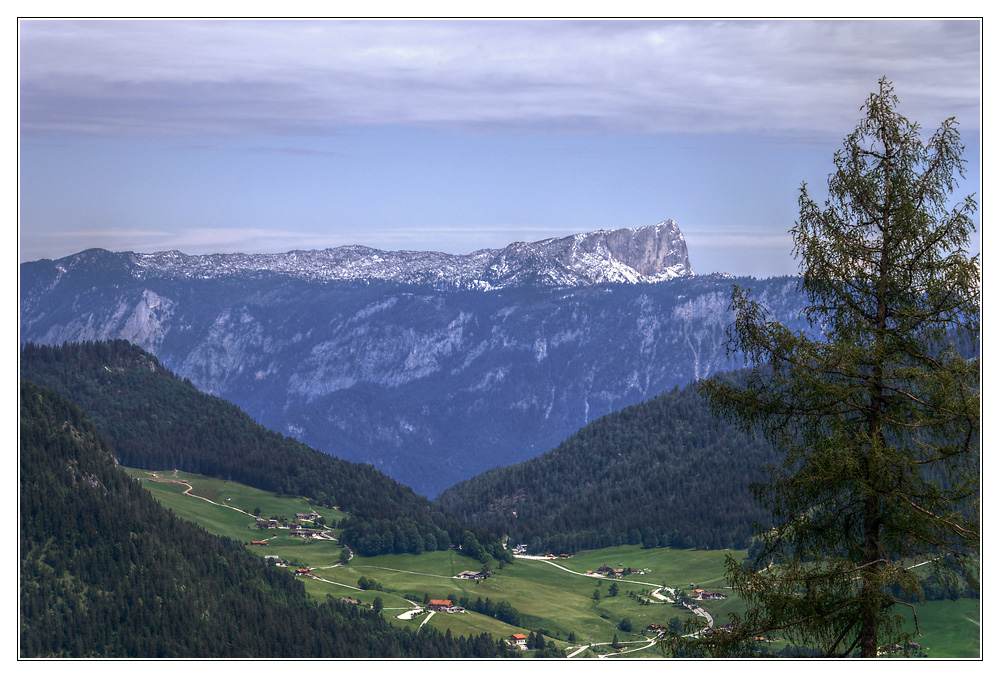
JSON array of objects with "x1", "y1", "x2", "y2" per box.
[{"x1": 17, "y1": 18, "x2": 983, "y2": 278}]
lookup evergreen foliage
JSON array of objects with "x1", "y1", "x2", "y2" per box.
[
  {"x1": 19, "y1": 380, "x2": 518, "y2": 658},
  {"x1": 436, "y1": 377, "x2": 778, "y2": 552},
  {"x1": 456, "y1": 596, "x2": 523, "y2": 627},
  {"x1": 689, "y1": 79, "x2": 980, "y2": 658},
  {"x1": 19, "y1": 340, "x2": 502, "y2": 558}
]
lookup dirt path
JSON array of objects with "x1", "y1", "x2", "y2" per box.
[
  {"x1": 566, "y1": 637, "x2": 661, "y2": 659},
  {"x1": 309, "y1": 575, "x2": 362, "y2": 590},
  {"x1": 145, "y1": 470, "x2": 257, "y2": 518},
  {"x1": 417, "y1": 610, "x2": 436, "y2": 630},
  {"x1": 351, "y1": 565, "x2": 456, "y2": 580},
  {"x1": 515, "y1": 555, "x2": 674, "y2": 592}
]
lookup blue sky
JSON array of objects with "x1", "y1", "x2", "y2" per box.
[{"x1": 18, "y1": 19, "x2": 982, "y2": 277}]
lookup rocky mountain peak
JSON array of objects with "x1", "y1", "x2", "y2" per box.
[
  {"x1": 533, "y1": 219, "x2": 692, "y2": 282},
  {"x1": 55, "y1": 219, "x2": 693, "y2": 290}
]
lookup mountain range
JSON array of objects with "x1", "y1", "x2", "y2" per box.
[
  {"x1": 19, "y1": 220, "x2": 807, "y2": 496},
  {"x1": 87, "y1": 219, "x2": 693, "y2": 289}
]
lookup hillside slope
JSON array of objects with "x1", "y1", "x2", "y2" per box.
[
  {"x1": 19, "y1": 380, "x2": 517, "y2": 658},
  {"x1": 436, "y1": 377, "x2": 777, "y2": 553},
  {"x1": 19, "y1": 340, "x2": 497, "y2": 557}
]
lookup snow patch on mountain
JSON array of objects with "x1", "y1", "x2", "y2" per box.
[{"x1": 125, "y1": 220, "x2": 693, "y2": 289}]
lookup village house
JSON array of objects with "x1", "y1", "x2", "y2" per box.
[
  {"x1": 295, "y1": 567, "x2": 311, "y2": 576},
  {"x1": 295, "y1": 512, "x2": 320, "y2": 521},
  {"x1": 250, "y1": 540, "x2": 267, "y2": 546},
  {"x1": 456, "y1": 570, "x2": 485, "y2": 580},
  {"x1": 427, "y1": 599, "x2": 463, "y2": 613},
  {"x1": 507, "y1": 634, "x2": 528, "y2": 650},
  {"x1": 256, "y1": 519, "x2": 279, "y2": 529}
]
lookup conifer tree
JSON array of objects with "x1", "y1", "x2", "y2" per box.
[{"x1": 694, "y1": 78, "x2": 979, "y2": 658}]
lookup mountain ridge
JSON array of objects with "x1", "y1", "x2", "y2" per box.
[{"x1": 35, "y1": 220, "x2": 692, "y2": 290}]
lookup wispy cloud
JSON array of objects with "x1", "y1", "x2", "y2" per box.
[
  {"x1": 684, "y1": 225, "x2": 794, "y2": 249},
  {"x1": 19, "y1": 19, "x2": 981, "y2": 141}
]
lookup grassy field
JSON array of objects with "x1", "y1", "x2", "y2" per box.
[
  {"x1": 898, "y1": 598, "x2": 980, "y2": 658},
  {"x1": 127, "y1": 469, "x2": 978, "y2": 658}
]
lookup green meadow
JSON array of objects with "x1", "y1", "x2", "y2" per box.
[
  {"x1": 898, "y1": 598, "x2": 980, "y2": 658},
  {"x1": 127, "y1": 469, "x2": 978, "y2": 658}
]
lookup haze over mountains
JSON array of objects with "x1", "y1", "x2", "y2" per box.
[{"x1": 20, "y1": 220, "x2": 807, "y2": 496}]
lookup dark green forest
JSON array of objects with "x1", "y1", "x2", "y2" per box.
[
  {"x1": 19, "y1": 380, "x2": 518, "y2": 658},
  {"x1": 436, "y1": 377, "x2": 778, "y2": 554},
  {"x1": 20, "y1": 340, "x2": 501, "y2": 557}
]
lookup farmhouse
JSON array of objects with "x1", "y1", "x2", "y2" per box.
[
  {"x1": 295, "y1": 568, "x2": 311, "y2": 576},
  {"x1": 295, "y1": 512, "x2": 320, "y2": 520},
  {"x1": 699, "y1": 591, "x2": 727, "y2": 600},
  {"x1": 507, "y1": 634, "x2": 528, "y2": 649},
  {"x1": 250, "y1": 540, "x2": 267, "y2": 546},
  {"x1": 456, "y1": 570, "x2": 485, "y2": 580}
]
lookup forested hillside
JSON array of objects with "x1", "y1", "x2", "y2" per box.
[
  {"x1": 20, "y1": 340, "x2": 501, "y2": 557},
  {"x1": 19, "y1": 380, "x2": 518, "y2": 658},
  {"x1": 436, "y1": 376, "x2": 777, "y2": 553}
]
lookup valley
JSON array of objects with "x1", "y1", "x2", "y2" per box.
[
  {"x1": 127, "y1": 467, "x2": 736, "y2": 656},
  {"x1": 128, "y1": 468, "x2": 979, "y2": 658}
]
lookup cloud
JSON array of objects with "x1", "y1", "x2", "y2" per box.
[
  {"x1": 19, "y1": 19, "x2": 981, "y2": 141},
  {"x1": 684, "y1": 225, "x2": 794, "y2": 249}
]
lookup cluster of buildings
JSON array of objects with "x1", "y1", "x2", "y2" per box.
[
  {"x1": 586, "y1": 565, "x2": 652, "y2": 578},
  {"x1": 880, "y1": 642, "x2": 922, "y2": 656},
  {"x1": 254, "y1": 512, "x2": 326, "y2": 539},
  {"x1": 691, "y1": 588, "x2": 726, "y2": 600}
]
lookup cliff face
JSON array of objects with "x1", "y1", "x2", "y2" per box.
[{"x1": 19, "y1": 223, "x2": 803, "y2": 496}]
